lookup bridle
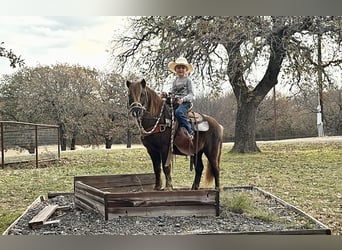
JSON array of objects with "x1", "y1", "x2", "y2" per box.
[
  {"x1": 128, "y1": 88, "x2": 168, "y2": 136},
  {"x1": 130, "y1": 101, "x2": 166, "y2": 136},
  {"x1": 128, "y1": 87, "x2": 149, "y2": 118}
]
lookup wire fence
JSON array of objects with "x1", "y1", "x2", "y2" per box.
[{"x1": 0, "y1": 121, "x2": 60, "y2": 168}]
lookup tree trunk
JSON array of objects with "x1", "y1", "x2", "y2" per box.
[
  {"x1": 126, "y1": 129, "x2": 132, "y2": 148},
  {"x1": 61, "y1": 138, "x2": 67, "y2": 151},
  {"x1": 70, "y1": 137, "x2": 76, "y2": 150},
  {"x1": 59, "y1": 124, "x2": 67, "y2": 151},
  {"x1": 231, "y1": 100, "x2": 260, "y2": 153},
  {"x1": 226, "y1": 23, "x2": 287, "y2": 153},
  {"x1": 70, "y1": 130, "x2": 78, "y2": 150},
  {"x1": 105, "y1": 137, "x2": 112, "y2": 149}
]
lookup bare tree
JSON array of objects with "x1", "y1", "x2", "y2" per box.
[
  {"x1": 193, "y1": 92, "x2": 236, "y2": 141},
  {"x1": 112, "y1": 16, "x2": 342, "y2": 153},
  {"x1": 285, "y1": 17, "x2": 342, "y2": 134},
  {"x1": 0, "y1": 42, "x2": 24, "y2": 68},
  {"x1": 0, "y1": 64, "x2": 130, "y2": 149},
  {"x1": 325, "y1": 87, "x2": 342, "y2": 135},
  {"x1": 0, "y1": 64, "x2": 99, "y2": 150},
  {"x1": 82, "y1": 72, "x2": 128, "y2": 148}
]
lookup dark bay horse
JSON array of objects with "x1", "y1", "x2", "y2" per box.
[{"x1": 126, "y1": 79, "x2": 223, "y2": 190}]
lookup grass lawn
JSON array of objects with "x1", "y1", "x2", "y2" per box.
[{"x1": 0, "y1": 141, "x2": 341, "y2": 235}]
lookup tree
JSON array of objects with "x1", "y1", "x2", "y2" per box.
[
  {"x1": 284, "y1": 17, "x2": 342, "y2": 134},
  {"x1": 193, "y1": 92, "x2": 236, "y2": 141},
  {"x1": 0, "y1": 64, "x2": 100, "y2": 150},
  {"x1": 112, "y1": 16, "x2": 342, "y2": 153},
  {"x1": 324, "y1": 87, "x2": 342, "y2": 135},
  {"x1": 256, "y1": 93, "x2": 317, "y2": 140},
  {"x1": 82, "y1": 72, "x2": 128, "y2": 148},
  {"x1": 0, "y1": 42, "x2": 24, "y2": 68},
  {"x1": 0, "y1": 64, "x2": 129, "y2": 150}
]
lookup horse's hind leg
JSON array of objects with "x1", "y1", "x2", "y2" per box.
[
  {"x1": 206, "y1": 145, "x2": 221, "y2": 190},
  {"x1": 191, "y1": 152, "x2": 204, "y2": 190},
  {"x1": 209, "y1": 157, "x2": 220, "y2": 190}
]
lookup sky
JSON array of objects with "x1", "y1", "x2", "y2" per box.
[
  {"x1": 0, "y1": 16, "x2": 129, "y2": 76},
  {"x1": 1, "y1": 15, "x2": 341, "y2": 95}
]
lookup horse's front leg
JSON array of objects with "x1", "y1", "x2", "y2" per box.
[
  {"x1": 148, "y1": 150, "x2": 162, "y2": 190},
  {"x1": 162, "y1": 164, "x2": 173, "y2": 190},
  {"x1": 162, "y1": 150, "x2": 173, "y2": 191}
]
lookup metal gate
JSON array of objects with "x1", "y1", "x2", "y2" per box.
[{"x1": 0, "y1": 121, "x2": 60, "y2": 168}]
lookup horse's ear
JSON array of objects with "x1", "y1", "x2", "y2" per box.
[
  {"x1": 141, "y1": 79, "x2": 146, "y2": 88},
  {"x1": 126, "y1": 80, "x2": 131, "y2": 88}
]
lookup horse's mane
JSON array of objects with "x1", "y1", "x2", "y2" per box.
[{"x1": 146, "y1": 86, "x2": 164, "y2": 117}]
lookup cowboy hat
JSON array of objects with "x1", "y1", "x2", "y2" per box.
[{"x1": 168, "y1": 57, "x2": 193, "y2": 74}]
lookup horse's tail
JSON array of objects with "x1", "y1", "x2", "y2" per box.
[
  {"x1": 204, "y1": 125, "x2": 223, "y2": 186},
  {"x1": 204, "y1": 160, "x2": 214, "y2": 186}
]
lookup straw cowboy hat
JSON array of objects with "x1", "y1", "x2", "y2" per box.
[{"x1": 168, "y1": 57, "x2": 193, "y2": 74}]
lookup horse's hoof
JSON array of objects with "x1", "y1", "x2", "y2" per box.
[
  {"x1": 165, "y1": 186, "x2": 173, "y2": 191},
  {"x1": 154, "y1": 186, "x2": 162, "y2": 191}
]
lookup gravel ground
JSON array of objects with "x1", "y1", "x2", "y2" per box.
[{"x1": 5, "y1": 189, "x2": 328, "y2": 235}]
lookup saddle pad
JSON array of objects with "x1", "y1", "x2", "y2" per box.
[{"x1": 193, "y1": 121, "x2": 209, "y2": 131}]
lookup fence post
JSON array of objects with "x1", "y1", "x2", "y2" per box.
[
  {"x1": 35, "y1": 125, "x2": 38, "y2": 168},
  {"x1": 57, "y1": 127, "x2": 61, "y2": 161},
  {"x1": 1, "y1": 122, "x2": 4, "y2": 169}
]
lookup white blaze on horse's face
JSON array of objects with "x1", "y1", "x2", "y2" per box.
[{"x1": 126, "y1": 79, "x2": 147, "y2": 118}]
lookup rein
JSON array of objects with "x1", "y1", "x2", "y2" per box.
[{"x1": 131, "y1": 100, "x2": 167, "y2": 137}]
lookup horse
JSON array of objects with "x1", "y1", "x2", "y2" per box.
[{"x1": 126, "y1": 79, "x2": 223, "y2": 191}]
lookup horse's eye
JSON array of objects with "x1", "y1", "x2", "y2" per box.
[
  {"x1": 141, "y1": 92, "x2": 146, "y2": 101},
  {"x1": 128, "y1": 96, "x2": 134, "y2": 104}
]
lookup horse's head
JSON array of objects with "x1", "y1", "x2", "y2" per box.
[{"x1": 126, "y1": 79, "x2": 149, "y2": 118}]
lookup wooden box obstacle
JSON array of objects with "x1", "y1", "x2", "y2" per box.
[
  {"x1": 3, "y1": 183, "x2": 332, "y2": 235},
  {"x1": 74, "y1": 173, "x2": 219, "y2": 220}
]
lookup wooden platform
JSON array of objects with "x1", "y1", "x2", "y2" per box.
[{"x1": 74, "y1": 173, "x2": 219, "y2": 220}]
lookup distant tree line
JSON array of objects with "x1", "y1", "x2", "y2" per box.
[{"x1": 193, "y1": 87, "x2": 342, "y2": 142}]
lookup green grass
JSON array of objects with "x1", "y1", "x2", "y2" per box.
[
  {"x1": 221, "y1": 191, "x2": 284, "y2": 224},
  {"x1": 221, "y1": 191, "x2": 254, "y2": 214},
  {"x1": 0, "y1": 142, "x2": 341, "y2": 235}
]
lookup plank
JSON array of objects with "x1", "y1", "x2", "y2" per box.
[
  {"x1": 106, "y1": 189, "x2": 218, "y2": 203},
  {"x1": 29, "y1": 204, "x2": 58, "y2": 229},
  {"x1": 106, "y1": 205, "x2": 217, "y2": 218},
  {"x1": 75, "y1": 192, "x2": 106, "y2": 215},
  {"x1": 75, "y1": 181, "x2": 106, "y2": 198},
  {"x1": 2, "y1": 195, "x2": 45, "y2": 235},
  {"x1": 74, "y1": 173, "x2": 155, "y2": 189}
]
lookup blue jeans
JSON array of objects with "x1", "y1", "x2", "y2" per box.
[{"x1": 175, "y1": 102, "x2": 193, "y2": 135}]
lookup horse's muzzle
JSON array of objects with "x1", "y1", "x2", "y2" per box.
[
  {"x1": 130, "y1": 107, "x2": 144, "y2": 118},
  {"x1": 129, "y1": 102, "x2": 145, "y2": 118}
]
